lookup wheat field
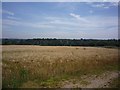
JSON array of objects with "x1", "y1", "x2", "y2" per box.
[{"x1": 2, "y1": 45, "x2": 118, "y2": 88}]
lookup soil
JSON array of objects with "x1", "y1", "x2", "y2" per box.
[{"x1": 62, "y1": 71, "x2": 119, "y2": 88}]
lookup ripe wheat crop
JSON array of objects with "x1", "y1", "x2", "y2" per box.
[{"x1": 2, "y1": 45, "x2": 118, "y2": 88}]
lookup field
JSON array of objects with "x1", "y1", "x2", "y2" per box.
[{"x1": 2, "y1": 45, "x2": 119, "y2": 88}]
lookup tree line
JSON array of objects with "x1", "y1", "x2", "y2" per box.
[{"x1": 1, "y1": 38, "x2": 120, "y2": 47}]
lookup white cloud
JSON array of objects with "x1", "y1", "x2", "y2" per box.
[
  {"x1": 103, "y1": 6, "x2": 109, "y2": 9},
  {"x1": 2, "y1": 19, "x2": 55, "y2": 29},
  {"x1": 7, "y1": 16, "x2": 20, "y2": 20},
  {"x1": 92, "y1": 4, "x2": 105, "y2": 8},
  {"x1": 87, "y1": 2, "x2": 118, "y2": 9},
  {"x1": 70, "y1": 13, "x2": 80, "y2": 19},
  {"x1": 3, "y1": 19, "x2": 21, "y2": 26},
  {"x1": 3, "y1": 15, "x2": 118, "y2": 39},
  {"x1": 3, "y1": 15, "x2": 118, "y2": 32},
  {"x1": 2, "y1": 10, "x2": 14, "y2": 16},
  {"x1": 91, "y1": 3, "x2": 110, "y2": 9},
  {"x1": 110, "y1": 2, "x2": 118, "y2": 7},
  {"x1": 70, "y1": 13, "x2": 89, "y2": 23},
  {"x1": 29, "y1": 23, "x2": 55, "y2": 28}
]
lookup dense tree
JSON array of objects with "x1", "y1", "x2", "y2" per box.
[{"x1": 1, "y1": 38, "x2": 119, "y2": 47}]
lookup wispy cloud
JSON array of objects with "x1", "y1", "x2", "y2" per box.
[
  {"x1": 29, "y1": 23, "x2": 55, "y2": 29},
  {"x1": 3, "y1": 14, "x2": 117, "y2": 31},
  {"x1": 87, "y1": 2, "x2": 118, "y2": 9},
  {"x1": 70, "y1": 13, "x2": 89, "y2": 23},
  {"x1": 3, "y1": 19, "x2": 21, "y2": 26},
  {"x1": 2, "y1": 19, "x2": 56, "y2": 29},
  {"x1": 7, "y1": 16, "x2": 20, "y2": 20},
  {"x1": 2, "y1": 10, "x2": 14, "y2": 16},
  {"x1": 2, "y1": 2, "x2": 118, "y2": 39},
  {"x1": 92, "y1": 3, "x2": 105, "y2": 8},
  {"x1": 91, "y1": 3, "x2": 110, "y2": 9},
  {"x1": 110, "y1": 2, "x2": 118, "y2": 7},
  {"x1": 3, "y1": 14, "x2": 118, "y2": 39}
]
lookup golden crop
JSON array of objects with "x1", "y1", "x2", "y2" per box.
[{"x1": 2, "y1": 45, "x2": 118, "y2": 88}]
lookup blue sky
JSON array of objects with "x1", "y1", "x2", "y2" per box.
[{"x1": 2, "y1": 2, "x2": 118, "y2": 39}]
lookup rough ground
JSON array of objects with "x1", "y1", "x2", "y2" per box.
[{"x1": 62, "y1": 71, "x2": 119, "y2": 88}]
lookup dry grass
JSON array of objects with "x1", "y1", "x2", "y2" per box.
[{"x1": 2, "y1": 45, "x2": 118, "y2": 88}]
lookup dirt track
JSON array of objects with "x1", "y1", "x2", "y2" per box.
[{"x1": 62, "y1": 71, "x2": 118, "y2": 88}]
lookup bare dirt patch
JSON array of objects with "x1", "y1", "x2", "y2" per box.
[{"x1": 62, "y1": 71, "x2": 118, "y2": 88}]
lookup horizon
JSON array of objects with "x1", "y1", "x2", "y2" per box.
[
  {"x1": 1, "y1": 38, "x2": 119, "y2": 40},
  {"x1": 2, "y1": 2, "x2": 118, "y2": 39}
]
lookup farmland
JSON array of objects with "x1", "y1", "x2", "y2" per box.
[{"x1": 2, "y1": 45, "x2": 119, "y2": 88}]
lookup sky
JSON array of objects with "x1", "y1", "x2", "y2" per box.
[{"x1": 2, "y1": 2, "x2": 118, "y2": 39}]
